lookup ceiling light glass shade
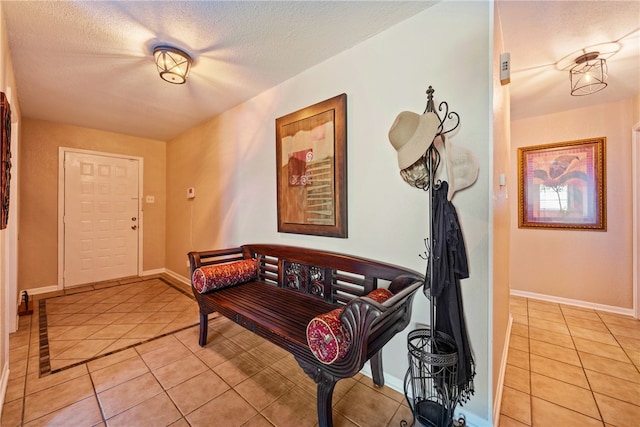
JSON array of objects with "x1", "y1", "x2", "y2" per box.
[
  {"x1": 153, "y1": 46, "x2": 192, "y2": 84},
  {"x1": 570, "y1": 52, "x2": 607, "y2": 96}
]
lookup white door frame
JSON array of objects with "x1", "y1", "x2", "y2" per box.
[
  {"x1": 57, "y1": 147, "x2": 144, "y2": 289},
  {"x1": 633, "y1": 121, "x2": 640, "y2": 319}
]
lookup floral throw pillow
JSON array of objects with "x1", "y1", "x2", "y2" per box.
[
  {"x1": 306, "y1": 288, "x2": 393, "y2": 364},
  {"x1": 192, "y1": 259, "x2": 257, "y2": 294},
  {"x1": 365, "y1": 288, "x2": 394, "y2": 304}
]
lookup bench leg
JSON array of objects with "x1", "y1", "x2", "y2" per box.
[
  {"x1": 317, "y1": 379, "x2": 336, "y2": 427},
  {"x1": 198, "y1": 313, "x2": 208, "y2": 347},
  {"x1": 371, "y1": 351, "x2": 385, "y2": 386}
]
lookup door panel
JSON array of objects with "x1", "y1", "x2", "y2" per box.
[{"x1": 64, "y1": 152, "x2": 139, "y2": 287}]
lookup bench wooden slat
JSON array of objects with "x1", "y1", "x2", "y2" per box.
[{"x1": 209, "y1": 282, "x2": 335, "y2": 347}]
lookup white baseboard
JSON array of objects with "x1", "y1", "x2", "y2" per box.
[
  {"x1": 0, "y1": 362, "x2": 9, "y2": 417},
  {"x1": 493, "y1": 315, "x2": 512, "y2": 427},
  {"x1": 24, "y1": 271, "x2": 191, "y2": 298},
  {"x1": 510, "y1": 289, "x2": 634, "y2": 316},
  {"x1": 163, "y1": 268, "x2": 190, "y2": 287},
  {"x1": 24, "y1": 285, "x2": 59, "y2": 296},
  {"x1": 142, "y1": 268, "x2": 165, "y2": 276}
]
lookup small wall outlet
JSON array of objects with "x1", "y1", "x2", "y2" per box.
[
  {"x1": 145, "y1": 195, "x2": 155, "y2": 203},
  {"x1": 187, "y1": 187, "x2": 195, "y2": 199}
]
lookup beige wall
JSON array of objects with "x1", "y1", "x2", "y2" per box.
[
  {"x1": 18, "y1": 119, "x2": 166, "y2": 291},
  {"x1": 1, "y1": 0, "x2": 22, "y2": 407},
  {"x1": 492, "y1": 4, "x2": 512, "y2": 418},
  {"x1": 510, "y1": 99, "x2": 634, "y2": 309},
  {"x1": 165, "y1": 116, "x2": 240, "y2": 276}
]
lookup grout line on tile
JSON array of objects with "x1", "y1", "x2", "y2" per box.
[
  {"x1": 594, "y1": 309, "x2": 638, "y2": 367},
  {"x1": 37, "y1": 275, "x2": 198, "y2": 378},
  {"x1": 87, "y1": 359, "x2": 108, "y2": 425}
]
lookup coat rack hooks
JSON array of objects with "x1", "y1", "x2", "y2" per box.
[
  {"x1": 408, "y1": 86, "x2": 462, "y2": 195},
  {"x1": 423, "y1": 85, "x2": 460, "y2": 136}
]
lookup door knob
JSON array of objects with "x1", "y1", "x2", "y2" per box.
[
  {"x1": 132, "y1": 217, "x2": 137, "y2": 221},
  {"x1": 131, "y1": 225, "x2": 137, "y2": 230}
]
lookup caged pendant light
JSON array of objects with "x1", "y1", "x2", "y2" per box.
[
  {"x1": 153, "y1": 46, "x2": 192, "y2": 84},
  {"x1": 569, "y1": 52, "x2": 607, "y2": 96}
]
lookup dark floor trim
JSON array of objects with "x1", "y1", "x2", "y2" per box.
[{"x1": 38, "y1": 276, "x2": 197, "y2": 377}]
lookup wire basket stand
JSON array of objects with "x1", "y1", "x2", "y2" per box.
[
  {"x1": 404, "y1": 329, "x2": 458, "y2": 427},
  {"x1": 401, "y1": 87, "x2": 465, "y2": 427}
]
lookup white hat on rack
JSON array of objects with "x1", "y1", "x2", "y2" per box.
[
  {"x1": 388, "y1": 111, "x2": 441, "y2": 169},
  {"x1": 434, "y1": 134, "x2": 479, "y2": 201}
]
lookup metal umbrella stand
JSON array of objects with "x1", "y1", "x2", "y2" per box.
[{"x1": 404, "y1": 328, "x2": 458, "y2": 427}]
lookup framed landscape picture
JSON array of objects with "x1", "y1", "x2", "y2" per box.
[
  {"x1": 518, "y1": 137, "x2": 606, "y2": 231},
  {"x1": 275, "y1": 94, "x2": 347, "y2": 238}
]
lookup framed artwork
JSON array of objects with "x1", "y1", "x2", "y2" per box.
[
  {"x1": 518, "y1": 137, "x2": 606, "y2": 231},
  {"x1": 0, "y1": 92, "x2": 11, "y2": 230},
  {"x1": 275, "y1": 93, "x2": 347, "y2": 238}
]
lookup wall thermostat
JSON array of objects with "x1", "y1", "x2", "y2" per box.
[{"x1": 500, "y1": 52, "x2": 511, "y2": 85}]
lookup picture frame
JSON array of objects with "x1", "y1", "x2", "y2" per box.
[
  {"x1": 275, "y1": 93, "x2": 347, "y2": 238},
  {"x1": 518, "y1": 137, "x2": 606, "y2": 231},
  {"x1": 0, "y1": 92, "x2": 11, "y2": 230}
]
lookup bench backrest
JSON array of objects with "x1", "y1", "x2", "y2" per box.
[
  {"x1": 245, "y1": 244, "x2": 423, "y2": 306},
  {"x1": 188, "y1": 244, "x2": 423, "y2": 307}
]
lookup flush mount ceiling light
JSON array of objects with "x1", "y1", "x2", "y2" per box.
[
  {"x1": 569, "y1": 52, "x2": 607, "y2": 96},
  {"x1": 153, "y1": 45, "x2": 192, "y2": 84}
]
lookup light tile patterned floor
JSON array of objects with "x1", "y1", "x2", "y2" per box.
[
  {"x1": 41, "y1": 277, "x2": 197, "y2": 374},
  {"x1": 5, "y1": 279, "x2": 639, "y2": 426},
  {"x1": 498, "y1": 296, "x2": 640, "y2": 426},
  {"x1": 2, "y1": 276, "x2": 413, "y2": 427}
]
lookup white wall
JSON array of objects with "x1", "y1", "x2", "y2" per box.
[{"x1": 167, "y1": 1, "x2": 494, "y2": 424}]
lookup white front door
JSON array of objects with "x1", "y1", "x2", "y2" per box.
[{"x1": 63, "y1": 152, "x2": 140, "y2": 287}]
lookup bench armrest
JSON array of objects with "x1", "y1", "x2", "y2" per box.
[
  {"x1": 188, "y1": 247, "x2": 245, "y2": 276},
  {"x1": 332, "y1": 275, "x2": 422, "y2": 376}
]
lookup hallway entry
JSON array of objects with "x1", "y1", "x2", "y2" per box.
[{"x1": 60, "y1": 150, "x2": 142, "y2": 287}]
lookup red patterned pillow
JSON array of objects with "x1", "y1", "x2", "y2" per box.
[
  {"x1": 306, "y1": 308, "x2": 350, "y2": 364},
  {"x1": 365, "y1": 288, "x2": 393, "y2": 303},
  {"x1": 192, "y1": 259, "x2": 257, "y2": 294},
  {"x1": 306, "y1": 288, "x2": 394, "y2": 364}
]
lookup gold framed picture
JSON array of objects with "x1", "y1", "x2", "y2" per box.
[
  {"x1": 275, "y1": 94, "x2": 347, "y2": 238},
  {"x1": 518, "y1": 137, "x2": 606, "y2": 231}
]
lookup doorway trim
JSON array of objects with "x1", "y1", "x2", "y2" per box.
[
  {"x1": 57, "y1": 147, "x2": 144, "y2": 289},
  {"x1": 633, "y1": 121, "x2": 640, "y2": 319}
]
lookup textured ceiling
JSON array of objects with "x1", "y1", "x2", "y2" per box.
[
  {"x1": 498, "y1": 0, "x2": 640, "y2": 120},
  {"x1": 3, "y1": 1, "x2": 639, "y2": 141},
  {"x1": 2, "y1": 1, "x2": 436, "y2": 141}
]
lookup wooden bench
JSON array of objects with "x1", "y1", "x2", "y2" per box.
[{"x1": 188, "y1": 244, "x2": 423, "y2": 427}]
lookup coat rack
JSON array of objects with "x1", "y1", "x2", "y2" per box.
[{"x1": 402, "y1": 86, "x2": 468, "y2": 427}]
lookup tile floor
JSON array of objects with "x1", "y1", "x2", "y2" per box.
[
  {"x1": 1, "y1": 276, "x2": 413, "y2": 427},
  {"x1": 4, "y1": 278, "x2": 639, "y2": 427},
  {"x1": 498, "y1": 296, "x2": 640, "y2": 426},
  {"x1": 41, "y1": 277, "x2": 197, "y2": 374}
]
